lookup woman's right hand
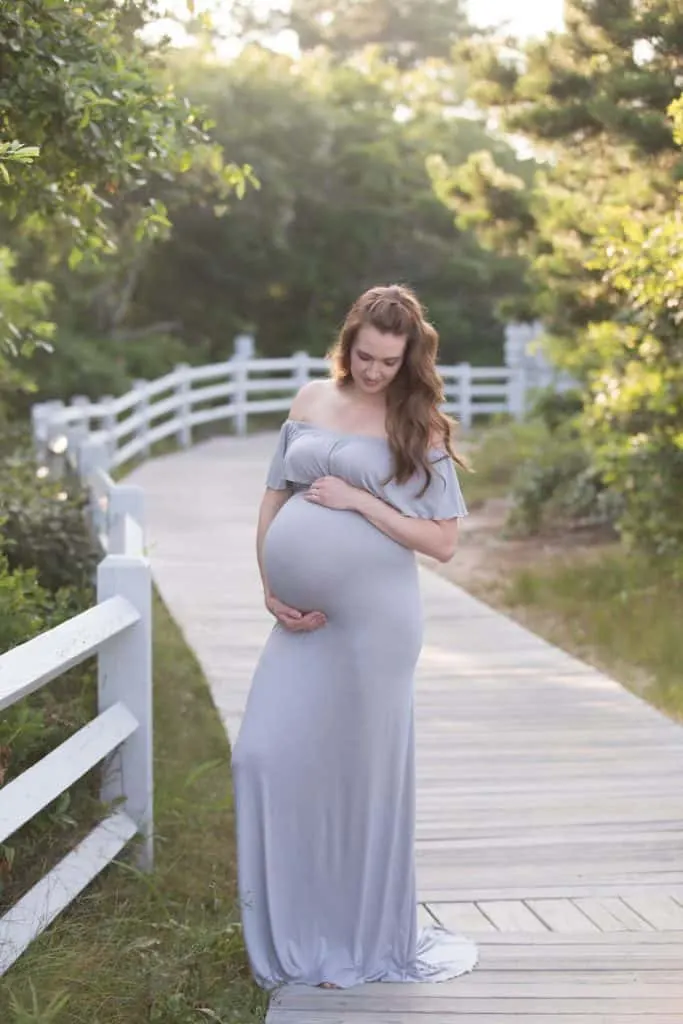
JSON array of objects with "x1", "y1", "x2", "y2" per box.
[{"x1": 265, "y1": 593, "x2": 327, "y2": 632}]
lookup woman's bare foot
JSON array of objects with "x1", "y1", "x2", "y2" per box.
[{"x1": 318, "y1": 981, "x2": 340, "y2": 989}]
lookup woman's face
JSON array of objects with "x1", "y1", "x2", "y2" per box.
[{"x1": 349, "y1": 324, "x2": 407, "y2": 396}]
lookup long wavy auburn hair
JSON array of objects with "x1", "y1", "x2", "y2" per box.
[{"x1": 328, "y1": 284, "x2": 466, "y2": 493}]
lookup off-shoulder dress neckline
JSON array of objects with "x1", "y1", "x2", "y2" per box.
[
  {"x1": 285, "y1": 418, "x2": 389, "y2": 443},
  {"x1": 284, "y1": 418, "x2": 449, "y2": 458}
]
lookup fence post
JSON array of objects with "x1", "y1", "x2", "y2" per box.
[
  {"x1": 31, "y1": 400, "x2": 65, "y2": 465},
  {"x1": 232, "y1": 334, "x2": 254, "y2": 437},
  {"x1": 132, "y1": 379, "x2": 151, "y2": 458},
  {"x1": 78, "y1": 434, "x2": 111, "y2": 537},
  {"x1": 77, "y1": 433, "x2": 110, "y2": 479},
  {"x1": 507, "y1": 366, "x2": 527, "y2": 420},
  {"x1": 504, "y1": 321, "x2": 532, "y2": 420},
  {"x1": 458, "y1": 363, "x2": 473, "y2": 430},
  {"x1": 65, "y1": 396, "x2": 91, "y2": 470},
  {"x1": 231, "y1": 355, "x2": 248, "y2": 437},
  {"x1": 45, "y1": 401, "x2": 69, "y2": 479},
  {"x1": 99, "y1": 394, "x2": 117, "y2": 458},
  {"x1": 175, "y1": 363, "x2": 192, "y2": 448},
  {"x1": 292, "y1": 350, "x2": 309, "y2": 392},
  {"x1": 97, "y1": 554, "x2": 153, "y2": 870},
  {"x1": 108, "y1": 485, "x2": 145, "y2": 555}
]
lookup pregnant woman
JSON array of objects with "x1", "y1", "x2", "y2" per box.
[{"x1": 232, "y1": 284, "x2": 478, "y2": 991}]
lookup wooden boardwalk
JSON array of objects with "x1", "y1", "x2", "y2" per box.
[{"x1": 131, "y1": 432, "x2": 683, "y2": 1023}]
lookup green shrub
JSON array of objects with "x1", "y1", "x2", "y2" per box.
[
  {"x1": 10, "y1": 330, "x2": 207, "y2": 418},
  {"x1": 27, "y1": 330, "x2": 131, "y2": 404},
  {"x1": 115, "y1": 331, "x2": 210, "y2": 382},
  {"x1": 0, "y1": 552, "x2": 61, "y2": 656},
  {"x1": 0, "y1": 446, "x2": 99, "y2": 596},
  {"x1": 508, "y1": 428, "x2": 622, "y2": 536},
  {"x1": 463, "y1": 418, "x2": 549, "y2": 507},
  {"x1": 527, "y1": 386, "x2": 584, "y2": 433},
  {"x1": 0, "y1": 549, "x2": 90, "y2": 758}
]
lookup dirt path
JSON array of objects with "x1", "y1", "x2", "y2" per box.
[{"x1": 423, "y1": 496, "x2": 615, "y2": 600}]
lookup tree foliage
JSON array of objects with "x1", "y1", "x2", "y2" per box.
[
  {"x1": 582, "y1": 97, "x2": 683, "y2": 555},
  {"x1": 0, "y1": 0, "x2": 247, "y2": 407},
  {"x1": 235, "y1": 0, "x2": 470, "y2": 67},
  {"x1": 0, "y1": 249, "x2": 54, "y2": 416},
  {"x1": 130, "y1": 43, "x2": 526, "y2": 363},
  {"x1": 447, "y1": 0, "x2": 683, "y2": 556},
  {"x1": 1, "y1": 0, "x2": 220, "y2": 256}
]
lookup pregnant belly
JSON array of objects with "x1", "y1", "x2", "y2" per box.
[{"x1": 263, "y1": 492, "x2": 418, "y2": 619}]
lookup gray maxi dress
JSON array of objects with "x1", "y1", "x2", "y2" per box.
[{"x1": 232, "y1": 419, "x2": 478, "y2": 990}]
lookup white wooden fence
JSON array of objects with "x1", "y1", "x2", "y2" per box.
[
  {"x1": 29, "y1": 350, "x2": 535, "y2": 478},
  {"x1": 0, "y1": 467, "x2": 152, "y2": 975}
]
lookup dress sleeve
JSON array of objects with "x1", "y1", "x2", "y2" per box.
[
  {"x1": 265, "y1": 422, "x2": 291, "y2": 490},
  {"x1": 381, "y1": 454, "x2": 468, "y2": 520}
]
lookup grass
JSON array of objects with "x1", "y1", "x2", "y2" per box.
[
  {"x1": 458, "y1": 417, "x2": 547, "y2": 509},
  {"x1": 500, "y1": 548, "x2": 683, "y2": 721},
  {"x1": 1, "y1": 590, "x2": 267, "y2": 1024}
]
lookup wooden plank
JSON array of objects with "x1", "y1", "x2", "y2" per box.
[
  {"x1": 418, "y1": 883, "x2": 683, "y2": 902},
  {"x1": 268, "y1": 1012, "x2": 683, "y2": 1024},
  {"x1": 276, "y1": 995, "x2": 683, "y2": 1014},
  {"x1": 417, "y1": 903, "x2": 436, "y2": 929},
  {"x1": 574, "y1": 896, "x2": 656, "y2": 933},
  {"x1": 477, "y1": 949, "x2": 683, "y2": 966},
  {"x1": 524, "y1": 899, "x2": 601, "y2": 933},
  {"x1": 418, "y1": 872, "x2": 683, "y2": 900},
  {"x1": 471, "y1": 901, "x2": 549, "y2": 933},
  {"x1": 470, "y1": 931, "x2": 678, "y2": 945},
  {"x1": 443, "y1": 969, "x2": 683, "y2": 983},
  {"x1": 478, "y1": 958, "x2": 683, "y2": 971},
  {"x1": 622, "y1": 893, "x2": 683, "y2": 930},
  {"x1": 476, "y1": 938, "x2": 683, "y2": 954},
  {"x1": 0, "y1": 810, "x2": 136, "y2": 974},
  {"x1": 428, "y1": 902, "x2": 498, "y2": 933}
]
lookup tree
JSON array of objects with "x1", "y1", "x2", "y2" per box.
[
  {"x1": 445, "y1": 0, "x2": 683, "y2": 554},
  {"x1": 449, "y1": 0, "x2": 683, "y2": 331},
  {"x1": 130, "y1": 45, "x2": 524, "y2": 363},
  {"x1": 235, "y1": 0, "x2": 470, "y2": 67}
]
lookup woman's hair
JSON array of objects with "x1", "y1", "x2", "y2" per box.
[{"x1": 328, "y1": 284, "x2": 466, "y2": 491}]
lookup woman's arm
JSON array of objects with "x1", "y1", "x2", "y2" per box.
[
  {"x1": 355, "y1": 489, "x2": 458, "y2": 562},
  {"x1": 304, "y1": 477, "x2": 458, "y2": 563}
]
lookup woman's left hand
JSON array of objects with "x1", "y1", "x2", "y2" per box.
[{"x1": 304, "y1": 476, "x2": 362, "y2": 512}]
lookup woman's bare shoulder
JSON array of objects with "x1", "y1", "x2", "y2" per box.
[
  {"x1": 290, "y1": 378, "x2": 338, "y2": 421},
  {"x1": 429, "y1": 417, "x2": 456, "y2": 451},
  {"x1": 428, "y1": 426, "x2": 447, "y2": 449}
]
